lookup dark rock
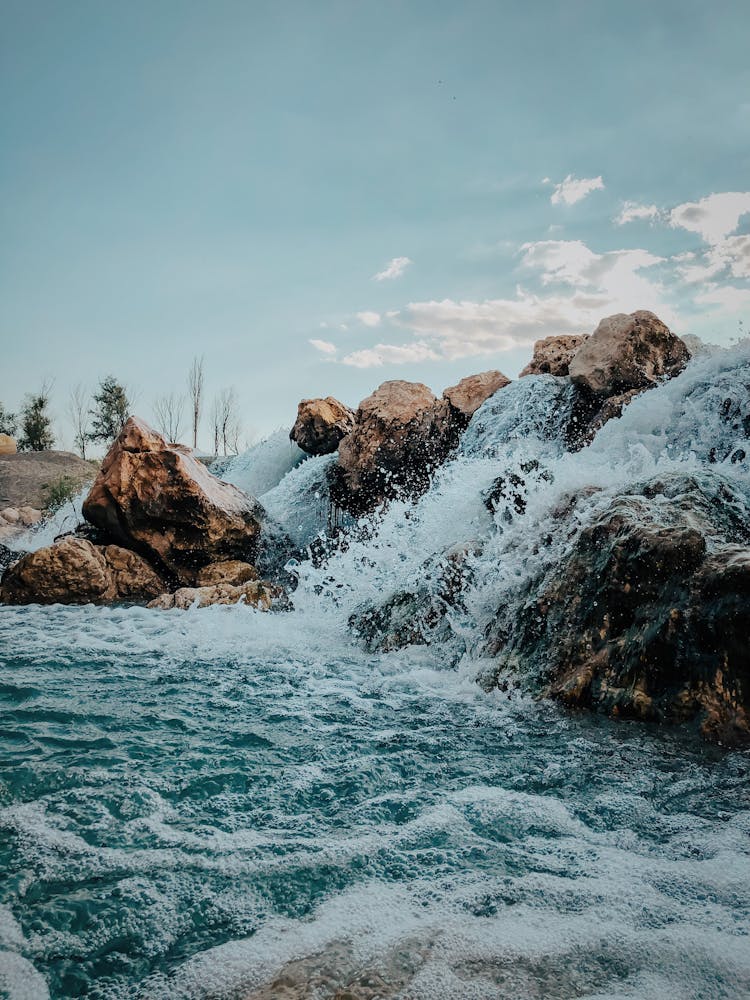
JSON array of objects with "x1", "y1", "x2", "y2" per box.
[{"x1": 290, "y1": 397, "x2": 356, "y2": 455}]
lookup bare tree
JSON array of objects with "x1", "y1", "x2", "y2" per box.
[
  {"x1": 68, "y1": 384, "x2": 90, "y2": 459},
  {"x1": 210, "y1": 387, "x2": 241, "y2": 456},
  {"x1": 187, "y1": 355, "x2": 204, "y2": 450},
  {"x1": 153, "y1": 392, "x2": 186, "y2": 443}
]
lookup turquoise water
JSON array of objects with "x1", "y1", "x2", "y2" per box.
[{"x1": 1, "y1": 603, "x2": 749, "y2": 999}]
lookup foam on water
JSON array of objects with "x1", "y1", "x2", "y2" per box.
[
  {"x1": 2, "y1": 345, "x2": 750, "y2": 998},
  {"x1": 220, "y1": 429, "x2": 306, "y2": 497}
]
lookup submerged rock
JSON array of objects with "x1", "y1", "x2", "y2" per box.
[
  {"x1": 491, "y1": 473, "x2": 750, "y2": 747},
  {"x1": 519, "y1": 335, "x2": 588, "y2": 378},
  {"x1": 0, "y1": 536, "x2": 166, "y2": 605},
  {"x1": 82, "y1": 418, "x2": 264, "y2": 584},
  {"x1": 148, "y1": 578, "x2": 281, "y2": 611},
  {"x1": 290, "y1": 397, "x2": 355, "y2": 455}
]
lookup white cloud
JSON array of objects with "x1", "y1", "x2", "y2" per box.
[
  {"x1": 694, "y1": 284, "x2": 750, "y2": 312},
  {"x1": 616, "y1": 201, "x2": 660, "y2": 225},
  {"x1": 549, "y1": 174, "x2": 604, "y2": 206},
  {"x1": 309, "y1": 338, "x2": 337, "y2": 356},
  {"x1": 669, "y1": 192, "x2": 750, "y2": 244},
  {"x1": 373, "y1": 256, "x2": 412, "y2": 281},
  {"x1": 356, "y1": 310, "x2": 381, "y2": 327},
  {"x1": 342, "y1": 341, "x2": 440, "y2": 368}
]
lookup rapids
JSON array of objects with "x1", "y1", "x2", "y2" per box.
[{"x1": 2, "y1": 345, "x2": 750, "y2": 998}]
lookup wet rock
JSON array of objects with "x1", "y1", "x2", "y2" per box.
[
  {"x1": 0, "y1": 536, "x2": 166, "y2": 605},
  {"x1": 333, "y1": 381, "x2": 458, "y2": 514},
  {"x1": 82, "y1": 417, "x2": 264, "y2": 584},
  {"x1": 196, "y1": 559, "x2": 258, "y2": 587},
  {"x1": 569, "y1": 310, "x2": 690, "y2": 397},
  {"x1": 0, "y1": 434, "x2": 16, "y2": 455},
  {"x1": 493, "y1": 473, "x2": 750, "y2": 747},
  {"x1": 519, "y1": 335, "x2": 588, "y2": 377},
  {"x1": 0, "y1": 543, "x2": 20, "y2": 574},
  {"x1": 442, "y1": 371, "x2": 510, "y2": 424},
  {"x1": 482, "y1": 459, "x2": 553, "y2": 518},
  {"x1": 148, "y1": 579, "x2": 281, "y2": 611},
  {"x1": 290, "y1": 396, "x2": 355, "y2": 455}
]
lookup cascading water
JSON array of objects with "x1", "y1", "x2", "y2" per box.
[{"x1": 1, "y1": 347, "x2": 749, "y2": 999}]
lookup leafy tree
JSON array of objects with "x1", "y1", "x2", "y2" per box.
[
  {"x1": 0, "y1": 401, "x2": 17, "y2": 437},
  {"x1": 89, "y1": 376, "x2": 130, "y2": 445},
  {"x1": 18, "y1": 387, "x2": 55, "y2": 451}
]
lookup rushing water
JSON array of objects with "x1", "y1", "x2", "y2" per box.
[{"x1": 2, "y1": 348, "x2": 750, "y2": 998}]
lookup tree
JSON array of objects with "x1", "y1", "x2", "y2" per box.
[
  {"x1": 89, "y1": 376, "x2": 130, "y2": 446},
  {"x1": 68, "y1": 384, "x2": 90, "y2": 459},
  {"x1": 187, "y1": 356, "x2": 204, "y2": 450},
  {"x1": 153, "y1": 392, "x2": 186, "y2": 443},
  {"x1": 0, "y1": 401, "x2": 17, "y2": 437},
  {"x1": 210, "y1": 388, "x2": 241, "y2": 456},
  {"x1": 18, "y1": 384, "x2": 55, "y2": 452}
]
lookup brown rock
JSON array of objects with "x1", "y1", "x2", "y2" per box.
[
  {"x1": 0, "y1": 434, "x2": 16, "y2": 455},
  {"x1": 333, "y1": 381, "x2": 457, "y2": 514},
  {"x1": 569, "y1": 310, "x2": 690, "y2": 397},
  {"x1": 0, "y1": 450, "x2": 94, "y2": 510},
  {"x1": 442, "y1": 371, "x2": 510, "y2": 423},
  {"x1": 519, "y1": 335, "x2": 588, "y2": 377},
  {"x1": 196, "y1": 560, "x2": 258, "y2": 587},
  {"x1": 0, "y1": 536, "x2": 165, "y2": 605},
  {"x1": 149, "y1": 579, "x2": 280, "y2": 611},
  {"x1": 82, "y1": 418, "x2": 264, "y2": 584},
  {"x1": 290, "y1": 397, "x2": 355, "y2": 455}
]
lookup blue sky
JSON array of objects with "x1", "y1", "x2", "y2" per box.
[{"x1": 1, "y1": 0, "x2": 749, "y2": 449}]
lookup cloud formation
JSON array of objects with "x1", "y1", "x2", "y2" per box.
[
  {"x1": 549, "y1": 174, "x2": 604, "y2": 206},
  {"x1": 342, "y1": 341, "x2": 439, "y2": 368},
  {"x1": 356, "y1": 311, "x2": 381, "y2": 327},
  {"x1": 309, "y1": 338, "x2": 337, "y2": 356},
  {"x1": 616, "y1": 202, "x2": 660, "y2": 225},
  {"x1": 373, "y1": 256, "x2": 412, "y2": 281},
  {"x1": 669, "y1": 192, "x2": 750, "y2": 244}
]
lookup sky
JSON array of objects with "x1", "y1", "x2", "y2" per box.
[{"x1": 1, "y1": 0, "x2": 749, "y2": 451}]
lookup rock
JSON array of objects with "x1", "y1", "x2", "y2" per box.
[
  {"x1": 0, "y1": 544, "x2": 20, "y2": 573},
  {"x1": 0, "y1": 536, "x2": 165, "y2": 605},
  {"x1": 17, "y1": 506, "x2": 42, "y2": 527},
  {"x1": 519, "y1": 335, "x2": 588, "y2": 378},
  {"x1": 569, "y1": 310, "x2": 690, "y2": 397},
  {"x1": 0, "y1": 434, "x2": 16, "y2": 455},
  {"x1": 491, "y1": 473, "x2": 750, "y2": 747},
  {"x1": 1, "y1": 507, "x2": 20, "y2": 525},
  {"x1": 333, "y1": 381, "x2": 458, "y2": 514},
  {"x1": 82, "y1": 418, "x2": 264, "y2": 584},
  {"x1": 196, "y1": 560, "x2": 258, "y2": 587},
  {"x1": 290, "y1": 397, "x2": 355, "y2": 455},
  {"x1": 442, "y1": 371, "x2": 511, "y2": 424},
  {"x1": 148, "y1": 579, "x2": 280, "y2": 611},
  {"x1": 0, "y1": 450, "x2": 94, "y2": 510}
]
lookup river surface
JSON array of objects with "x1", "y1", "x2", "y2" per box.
[{"x1": 1, "y1": 603, "x2": 748, "y2": 999}]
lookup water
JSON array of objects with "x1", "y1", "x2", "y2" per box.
[{"x1": 2, "y1": 347, "x2": 750, "y2": 998}]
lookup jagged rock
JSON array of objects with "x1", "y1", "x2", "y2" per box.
[
  {"x1": 290, "y1": 397, "x2": 355, "y2": 455},
  {"x1": 82, "y1": 418, "x2": 264, "y2": 584},
  {"x1": 0, "y1": 434, "x2": 16, "y2": 455},
  {"x1": 333, "y1": 381, "x2": 458, "y2": 514},
  {"x1": 569, "y1": 310, "x2": 690, "y2": 397},
  {"x1": 519, "y1": 335, "x2": 588, "y2": 377},
  {"x1": 0, "y1": 536, "x2": 166, "y2": 605},
  {"x1": 442, "y1": 371, "x2": 510, "y2": 424},
  {"x1": 148, "y1": 579, "x2": 280, "y2": 611},
  {"x1": 196, "y1": 560, "x2": 258, "y2": 587},
  {"x1": 492, "y1": 473, "x2": 750, "y2": 747},
  {"x1": 0, "y1": 450, "x2": 94, "y2": 509}
]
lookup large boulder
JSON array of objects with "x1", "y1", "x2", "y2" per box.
[
  {"x1": 519, "y1": 335, "x2": 588, "y2": 377},
  {"x1": 0, "y1": 450, "x2": 94, "y2": 509},
  {"x1": 0, "y1": 434, "x2": 16, "y2": 455},
  {"x1": 490, "y1": 473, "x2": 750, "y2": 747},
  {"x1": 442, "y1": 371, "x2": 510, "y2": 424},
  {"x1": 290, "y1": 397, "x2": 355, "y2": 455},
  {"x1": 333, "y1": 381, "x2": 457, "y2": 514},
  {"x1": 569, "y1": 310, "x2": 690, "y2": 397},
  {"x1": 82, "y1": 418, "x2": 264, "y2": 584},
  {"x1": 0, "y1": 536, "x2": 166, "y2": 605}
]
